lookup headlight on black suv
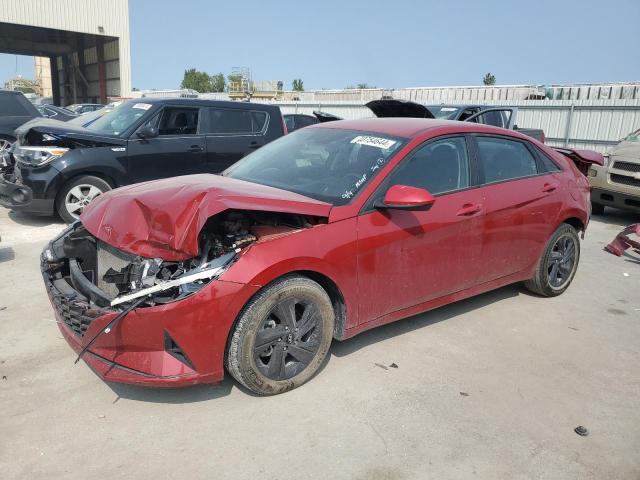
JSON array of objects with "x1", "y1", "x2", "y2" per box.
[{"x1": 14, "y1": 146, "x2": 69, "y2": 167}]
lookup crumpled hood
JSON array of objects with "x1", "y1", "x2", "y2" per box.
[
  {"x1": 16, "y1": 118, "x2": 123, "y2": 148},
  {"x1": 80, "y1": 174, "x2": 332, "y2": 260}
]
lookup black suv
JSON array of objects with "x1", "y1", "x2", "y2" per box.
[
  {"x1": 0, "y1": 90, "x2": 41, "y2": 158},
  {"x1": 0, "y1": 98, "x2": 285, "y2": 222}
]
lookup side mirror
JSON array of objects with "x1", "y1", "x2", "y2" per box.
[
  {"x1": 375, "y1": 184, "x2": 436, "y2": 211},
  {"x1": 136, "y1": 125, "x2": 159, "y2": 139}
]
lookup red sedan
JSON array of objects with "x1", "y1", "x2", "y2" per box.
[{"x1": 41, "y1": 118, "x2": 603, "y2": 395}]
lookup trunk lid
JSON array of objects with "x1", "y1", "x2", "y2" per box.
[
  {"x1": 313, "y1": 111, "x2": 342, "y2": 123},
  {"x1": 365, "y1": 99, "x2": 435, "y2": 119},
  {"x1": 553, "y1": 147, "x2": 604, "y2": 175}
]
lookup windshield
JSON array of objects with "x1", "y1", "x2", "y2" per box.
[
  {"x1": 623, "y1": 128, "x2": 640, "y2": 142},
  {"x1": 426, "y1": 106, "x2": 461, "y2": 120},
  {"x1": 225, "y1": 128, "x2": 407, "y2": 206},
  {"x1": 84, "y1": 101, "x2": 151, "y2": 135},
  {"x1": 68, "y1": 109, "x2": 103, "y2": 127}
]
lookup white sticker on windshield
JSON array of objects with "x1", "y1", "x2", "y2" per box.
[
  {"x1": 132, "y1": 103, "x2": 152, "y2": 110},
  {"x1": 350, "y1": 135, "x2": 397, "y2": 150},
  {"x1": 441, "y1": 107, "x2": 458, "y2": 112}
]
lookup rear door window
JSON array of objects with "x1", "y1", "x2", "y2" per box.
[
  {"x1": 204, "y1": 108, "x2": 268, "y2": 134},
  {"x1": 252, "y1": 111, "x2": 268, "y2": 132},
  {"x1": 476, "y1": 136, "x2": 539, "y2": 183}
]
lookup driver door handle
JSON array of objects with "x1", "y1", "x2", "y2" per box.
[
  {"x1": 456, "y1": 203, "x2": 482, "y2": 216},
  {"x1": 542, "y1": 182, "x2": 558, "y2": 193},
  {"x1": 187, "y1": 145, "x2": 204, "y2": 152}
]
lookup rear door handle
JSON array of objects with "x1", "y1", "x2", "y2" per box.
[
  {"x1": 542, "y1": 182, "x2": 558, "y2": 193},
  {"x1": 187, "y1": 145, "x2": 204, "y2": 152},
  {"x1": 456, "y1": 203, "x2": 482, "y2": 216},
  {"x1": 247, "y1": 141, "x2": 262, "y2": 150}
]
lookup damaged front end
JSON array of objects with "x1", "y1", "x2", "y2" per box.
[{"x1": 41, "y1": 209, "x2": 317, "y2": 336}]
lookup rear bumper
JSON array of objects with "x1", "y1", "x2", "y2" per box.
[{"x1": 591, "y1": 187, "x2": 640, "y2": 213}]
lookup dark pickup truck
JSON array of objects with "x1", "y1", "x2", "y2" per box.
[{"x1": 0, "y1": 98, "x2": 285, "y2": 222}]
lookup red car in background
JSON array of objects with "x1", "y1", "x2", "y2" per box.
[{"x1": 41, "y1": 118, "x2": 603, "y2": 395}]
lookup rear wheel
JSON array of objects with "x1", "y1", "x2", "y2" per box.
[
  {"x1": 524, "y1": 224, "x2": 580, "y2": 297},
  {"x1": 226, "y1": 276, "x2": 335, "y2": 395},
  {"x1": 591, "y1": 202, "x2": 605, "y2": 215},
  {"x1": 56, "y1": 175, "x2": 111, "y2": 224}
]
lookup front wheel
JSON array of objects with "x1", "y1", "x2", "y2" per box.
[
  {"x1": 226, "y1": 276, "x2": 335, "y2": 395},
  {"x1": 524, "y1": 223, "x2": 580, "y2": 297},
  {"x1": 56, "y1": 175, "x2": 111, "y2": 223}
]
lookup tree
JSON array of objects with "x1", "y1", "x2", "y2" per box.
[
  {"x1": 357, "y1": 83, "x2": 375, "y2": 89},
  {"x1": 292, "y1": 79, "x2": 304, "y2": 91},
  {"x1": 210, "y1": 73, "x2": 225, "y2": 92},
  {"x1": 180, "y1": 68, "x2": 212, "y2": 93},
  {"x1": 483, "y1": 73, "x2": 496, "y2": 86}
]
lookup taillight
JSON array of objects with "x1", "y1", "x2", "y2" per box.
[{"x1": 281, "y1": 115, "x2": 288, "y2": 135}]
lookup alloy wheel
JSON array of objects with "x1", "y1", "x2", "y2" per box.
[
  {"x1": 64, "y1": 184, "x2": 104, "y2": 219},
  {"x1": 547, "y1": 234, "x2": 577, "y2": 290},
  {"x1": 253, "y1": 298, "x2": 323, "y2": 381}
]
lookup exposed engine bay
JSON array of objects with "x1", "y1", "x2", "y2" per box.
[{"x1": 42, "y1": 210, "x2": 318, "y2": 315}]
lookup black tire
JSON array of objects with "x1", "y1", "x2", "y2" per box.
[
  {"x1": 524, "y1": 223, "x2": 580, "y2": 297},
  {"x1": 591, "y1": 202, "x2": 605, "y2": 215},
  {"x1": 56, "y1": 175, "x2": 111, "y2": 224},
  {"x1": 226, "y1": 275, "x2": 335, "y2": 395}
]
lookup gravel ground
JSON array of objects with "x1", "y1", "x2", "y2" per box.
[{"x1": 0, "y1": 207, "x2": 639, "y2": 480}]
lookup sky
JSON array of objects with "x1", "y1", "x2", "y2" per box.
[{"x1": 1, "y1": 0, "x2": 639, "y2": 90}]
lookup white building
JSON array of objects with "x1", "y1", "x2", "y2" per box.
[{"x1": 0, "y1": 0, "x2": 131, "y2": 105}]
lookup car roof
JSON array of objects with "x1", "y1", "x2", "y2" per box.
[
  {"x1": 127, "y1": 97, "x2": 279, "y2": 111},
  {"x1": 313, "y1": 117, "x2": 523, "y2": 139}
]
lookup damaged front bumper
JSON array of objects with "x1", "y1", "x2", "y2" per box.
[
  {"x1": 0, "y1": 170, "x2": 33, "y2": 209},
  {"x1": 41, "y1": 223, "x2": 260, "y2": 386}
]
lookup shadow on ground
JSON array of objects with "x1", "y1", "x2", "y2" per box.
[
  {"x1": 106, "y1": 376, "x2": 236, "y2": 404},
  {"x1": 0, "y1": 246, "x2": 15, "y2": 263},
  {"x1": 331, "y1": 284, "x2": 522, "y2": 358},
  {"x1": 102, "y1": 285, "x2": 524, "y2": 403},
  {"x1": 591, "y1": 208, "x2": 640, "y2": 227},
  {"x1": 8, "y1": 210, "x2": 64, "y2": 227}
]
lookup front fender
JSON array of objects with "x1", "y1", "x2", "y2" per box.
[
  {"x1": 220, "y1": 217, "x2": 360, "y2": 328},
  {"x1": 54, "y1": 146, "x2": 129, "y2": 187}
]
